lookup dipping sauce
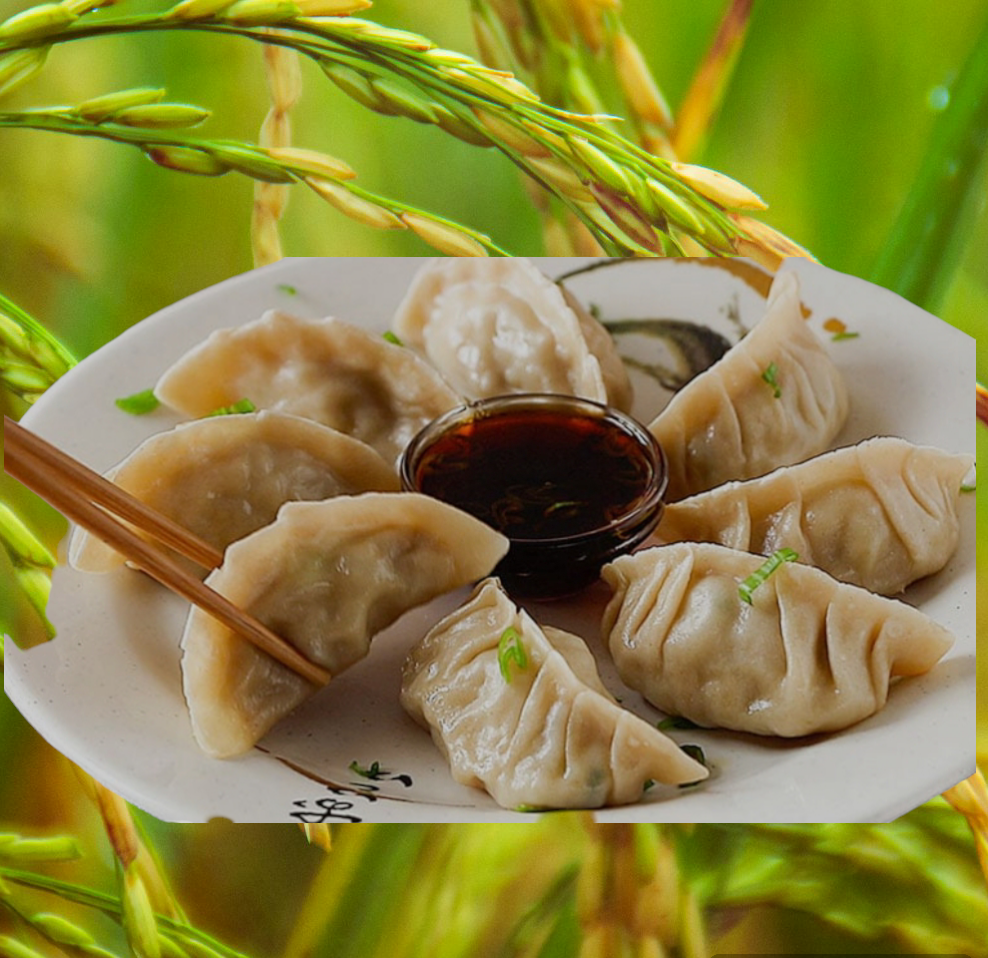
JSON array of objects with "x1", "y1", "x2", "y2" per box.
[{"x1": 400, "y1": 394, "x2": 668, "y2": 598}]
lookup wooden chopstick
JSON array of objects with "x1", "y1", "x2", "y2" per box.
[
  {"x1": 5, "y1": 416, "x2": 225, "y2": 571},
  {"x1": 978, "y1": 382, "x2": 988, "y2": 428},
  {"x1": 3, "y1": 416, "x2": 331, "y2": 688}
]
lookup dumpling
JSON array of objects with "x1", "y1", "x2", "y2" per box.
[
  {"x1": 69, "y1": 411, "x2": 398, "y2": 574},
  {"x1": 602, "y1": 543, "x2": 954, "y2": 738},
  {"x1": 656, "y1": 437, "x2": 974, "y2": 595},
  {"x1": 182, "y1": 494, "x2": 509, "y2": 758},
  {"x1": 648, "y1": 271, "x2": 849, "y2": 500},
  {"x1": 392, "y1": 258, "x2": 633, "y2": 410},
  {"x1": 400, "y1": 578, "x2": 709, "y2": 810},
  {"x1": 155, "y1": 311, "x2": 461, "y2": 464}
]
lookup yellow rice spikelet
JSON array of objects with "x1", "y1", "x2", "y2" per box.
[{"x1": 401, "y1": 213, "x2": 490, "y2": 257}]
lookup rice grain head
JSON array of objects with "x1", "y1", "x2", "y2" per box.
[{"x1": 400, "y1": 213, "x2": 490, "y2": 256}]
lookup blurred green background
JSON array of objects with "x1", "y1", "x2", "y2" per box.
[{"x1": 1, "y1": 0, "x2": 987, "y2": 954}]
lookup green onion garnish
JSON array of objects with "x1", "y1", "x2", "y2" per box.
[
  {"x1": 831, "y1": 331, "x2": 861, "y2": 342},
  {"x1": 277, "y1": 284, "x2": 298, "y2": 296},
  {"x1": 115, "y1": 388, "x2": 160, "y2": 416},
  {"x1": 739, "y1": 549, "x2": 800, "y2": 605},
  {"x1": 761, "y1": 362, "x2": 782, "y2": 398},
  {"x1": 349, "y1": 760, "x2": 385, "y2": 780},
  {"x1": 206, "y1": 398, "x2": 257, "y2": 417},
  {"x1": 498, "y1": 626, "x2": 528, "y2": 683},
  {"x1": 658, "y1": 716, "x2": 700, "y2": 731},
  {"x1": 382, "y1": 331, "x2": 404, "y2": 346}
]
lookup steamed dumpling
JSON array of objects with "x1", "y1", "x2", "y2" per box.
[
  {"x1": 401, "y1": 578, "x2": 708, "y2": 810},
  {"x1": 602, "y1": 543, "x2": 954, "y2": 738},
  {"x1": 155, "y1": 311, "x2": 461, "y2": 464},
  {"x1": 657, "y1": 437, "x2": 973, "y2": 595},
  {"x1": 69, "y1": 411, "x2": 398, "y2": 574},
  {"x1": 393, "y1": 258, "x2": 633, "y2": 410},
  {"x1": 649, "y1": 271, "x2": 849, "y2": 500},
  {"x1": 182, "y1": 494, "x2": 509, "y2": 758}
]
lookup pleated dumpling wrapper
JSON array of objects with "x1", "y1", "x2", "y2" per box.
[
  {"x1": 657, "y1": 437, "x2": 974, "y2": 595},
  {"x1": 392, "y1": 258, "x2": 633, "y2": 411},
  {"x1": 69, "y1": 411, "x2": 398, "y2": 575},
  {"x1": 401, "y1": 578, "x2": 709, "y2": 810},
  {"x1": 649, "y1": 271, "x2": 849, "y2": 501},
  {"x1": 154, "y1": 311, "x2": 461, "y2": 465},
  {"x1": 182, "y1": 494, "x2": 509, "y2": 758},
  {"x1": 602, "y1": 543, "x2": 954, "y2": 738}
]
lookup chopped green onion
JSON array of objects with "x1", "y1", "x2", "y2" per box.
[
  {"x1": 498, "y1": 625, "x2": 528, "y2": 682},
  {"x1": 657, "y1": 716, "x2": 700, "y2": 731},
  {"x1": 382, "y1": 331, "x2": 404, "y2": 346},
  {"x1": 643, "y1": 779, "x2": 656, "y2": 792},
  {"x1": 761, "y1": 361, "x2": 782, "y2": 398},
  {"x1": 831, "y1": 331, "x2": 861, "y2": 342},
  {"x1": 349, "y1": 760, "x2": 385, "y2": 780},
  {"x1": 206, "y1": 398, "x2": 257, "y2": 417},
  {"x1": 277, "y1": 284, "x2": 298, "y2": 296},
  {"x1": 680, "y1": 744, "x2": 706, "y2": 765},
  {"x1": 514, "y1": 805, "x2": 544, "y2": 813},
  {"x1": 115, "y1": 388, "x2": 160, "y2": 416},
  {"x1": 739, "y1": 548, "x2": 800, "y2": 605}
]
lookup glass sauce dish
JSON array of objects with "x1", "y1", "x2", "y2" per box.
[{"x1": 400, "y1": 394, "x2": 668, "y2": 599}]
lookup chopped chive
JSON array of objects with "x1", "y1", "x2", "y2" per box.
[
  {"x1": 349, "y1": 760, "x2": 385, "y2": 780},
  {"x1": 831, "y1": 331, "x2": 861, "y2": 341},
  {"x1": 643, "y1": 779, "x2": 656, "y2": 792},
  {"x1": 382, "y1": 331, "x2": 404, "y2": 346},
  {"x1": 206, "y1": 398, "x2": 257, "y2": 417},
  {"x1": 277, "y1": 284, "x2": 298, "y2": 296},
  {"x1": 115, "y1": 388, "x2": 160, "y2": 415},
  {"x1": 657, "y1": 716, "x2": 700, "y2": 731},
  {"x1": 680, "y1": 744, "x2": 706, "y2": 765},
  {"x1": 515, "y1": 805, "x2": 544, "y2": 813},
  {"x1": 739, "y1": 548, "x2": 800, "y2": 605},
  {"x1": 498, "y1": 626, "x2": 528, "y2": 683},
  {"x1": 761, "y1": 361, "x2": 782, "y2": 398}
]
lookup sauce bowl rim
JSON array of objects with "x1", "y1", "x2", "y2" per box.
[{"x1": 399, "y1": 392, "x2": 669, "y2": 548}]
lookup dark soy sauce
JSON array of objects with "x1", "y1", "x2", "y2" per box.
[{"x1": 405, "y1": 399, "x2": 667, "y2": 598}]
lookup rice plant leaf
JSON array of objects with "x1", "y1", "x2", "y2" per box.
[{"x1": 870, "y1": 12, "x2": 988, "y2": 312}]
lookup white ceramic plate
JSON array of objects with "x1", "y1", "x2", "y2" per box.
[{"x1": 4, "y1": 257, "x2": 976, "y2": 823}]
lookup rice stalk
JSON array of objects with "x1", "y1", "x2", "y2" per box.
[
  {"x1": 575, "y1": 824, "x2": 688, "y2": 957},
  {"x1": 69, "y1": 774, "x2": 184, "y2": 958},
  {"x1": 0, "y1": 292, "x2": 75, "y2": 406},
  {"x1": 0, "y1": 3, "x2": 804, "y2": 260},
  {"x1": 297, "y1": 824, "x2": 332, "y2": 851},
  {"x1": 671, "y1": 0, "x2": 754, "y2": 160},
  {"x1": 0, "y1": 502, "x2": 57, "y2": 639},
  {"x1": 252, "y1": 38, "x2": 302, "y2": 266},
  {"x1": 676, "y1": 811, "x2": 988, "y2": 955},
  {"x1": 942, "y1": 770, "x2": 988, "y2": 885},
  {"x1": 0, "y1": 105, "x2": 509, "y2": 254}
]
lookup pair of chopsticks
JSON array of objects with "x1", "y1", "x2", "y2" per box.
[{"x1": 3, "y1": 416, "x2": 331, "y2": 687}]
